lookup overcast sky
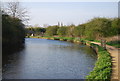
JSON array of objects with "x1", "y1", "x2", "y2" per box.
[{"x1": 20, "y1": 2, "x2": 118, "y2": 27}]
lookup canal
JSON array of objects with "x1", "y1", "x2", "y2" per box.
[{"x1": 3, "y1": 38, "x2": 97, "y2": 79}]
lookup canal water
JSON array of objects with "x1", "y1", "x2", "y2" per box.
[{"x1": 3, "y1": 38, "x2": 97, "y2": 79}]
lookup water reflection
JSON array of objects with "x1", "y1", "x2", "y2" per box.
[
  {"x1": 3, "y1": 38, "x2": 97, "y2": 79},
  {"x1": 2, "y1": 43, "x2": 25, "y2": 67}
]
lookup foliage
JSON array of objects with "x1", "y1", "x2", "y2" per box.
[
  {"x1": 84, "y1": 18, "x2": 112, "y2": 39},
  {"x1": 48, "y1": 36, "x2": 75, "y2": 41},
  {"x1": 44, "y1": 18, "x2": 119, "y2": 41},
  {"x1": 2, "y1": 13, "x2": 26, "y2": 66},
  {"x1": 60, "y1": 37, "x2": 74, "y2": 41},
  {"x1": 111, "y1": 18, "x2": 120, "y2": 35},
  {"x1": 66, "y1": 24, "x2": 75, "y2": 37},
  {"x1": 73, "y1": 24, "x2": 85, "y2": 37},
  {"x1": 2, "y1": 14, "x2": 25, "y2": 46},
  {"x1": 86, "y1": 44, "x2": 112, "y2": 80},
  {"x1": 106, "y1": 40, "x2": 120, "y2": 48},
  {"x1": 25, "y1": 27, "x2": 46, "y2": 36},
  {"x1": 30, "y1": 17, "x2": 119, "y2": 48},
  {"x1": 88, "y1": 39, "x2": 101, "y2": 42},
  {"x1": 57, "y1": 26, "x2": 67, "y2": 36},
  {"x1": 46, "y1": 25, "x2": 59, "y2": 36}
]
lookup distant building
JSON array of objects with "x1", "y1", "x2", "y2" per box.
[
  {"x1": 58, "y1": 22, "x2": 63, "y2": 27},
  {"x1": 61, "y1": 22, "x2": 63, "y2": 27},
  {"x1": 58, "y1": 22, "x2": 60, "y2": 27}
]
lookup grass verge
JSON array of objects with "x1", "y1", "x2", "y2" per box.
[{"x1": 106, "y1": 41, "x2": 120, "y2": 48}]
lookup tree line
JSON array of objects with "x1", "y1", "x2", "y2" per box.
[
  {"x1": 2, "y1": 13, "x2": 25, "y2": 48},
  {"x1": 26, "y1": 17, "x2": 119, "y2": 40},
  {"x1": 26, "y1": 27, "x2": 46, "y2": 36},
  {"x1": 2, "y1": 1, "x2": 28, "y2": 50},
  {"x1": 2, "y1": 1, "x2": 27, "y2": 48},
  {"x1": 2, "y1": 2, "x2": 27, "y2": 65}
]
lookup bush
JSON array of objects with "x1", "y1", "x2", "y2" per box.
[
  {"x1": 86, "y1": 44, "x2": 112, "y2": 80},
  {"x1": 57, "y1": 26, "x2": 67, "y2": 36},
  {"x1": 46, "y1": 26, "x2": 59, "y2": 36},
  {"x1": 2, "y1": 14, "x2": 25, "y2": 46}
]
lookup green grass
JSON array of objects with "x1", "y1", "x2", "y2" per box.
[
  {"x1": 106, "y1": 41, "x2": 120, "y2": 48},
  {"x1": 86, "y1": 43, "x2": 112, "y2": 80},
  {"x1": 28, "y1": 36, "x2": 119, "y2": 48},
  {"x1": 48, "y1": 37, "x2": 75, "y2": 41},
  {"x1": 86, "y1": 39, "x2": 101, "y2": 43}
]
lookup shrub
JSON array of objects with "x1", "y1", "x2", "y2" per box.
[{"x1": 86, "y1": 43, "x2": 112, "y2": 80}]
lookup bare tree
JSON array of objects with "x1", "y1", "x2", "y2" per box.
[{"x1": 6, "y1": 1, "x2": 29, "y2": 23}]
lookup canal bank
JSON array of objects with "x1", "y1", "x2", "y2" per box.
[{"x1": 29, "y1": 36, "x2": 114, "y2": 80}]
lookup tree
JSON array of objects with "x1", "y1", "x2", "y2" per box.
[
  {"x1": 66, "y1": 24, "x2": 75, "y2": 37},
  {"x1": 2, "y1": 13, "x2": 25, "y2": 45},
  {"x1": 84, "y1": 18, "x2": 112, "y2": 39},
  {"x1": 111, "y1": 18, "x2": 120, "y2": 35},
  {"x1": 73, "y1": 24, "x2": 85, "y2": 37},
  {"x1": 57, "y1": 26, "x2": 67, "y2": 36},
  {"x1": 46, "y1": 25, "x2": 59, "y2": 36},
  {"x1": 26, "y1": 27, "x2": 46, "y2": 36},
  {"x1": 6, "y1": 1, "x2": 29, "y2": 22}
]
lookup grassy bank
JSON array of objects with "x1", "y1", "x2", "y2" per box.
[
  {"x1": 106, "y1": 41, "x2": 120, "y2": 48},
  {"x1": 86, "y1": 43, "x2": 112, "y2": 80},
  {"x1": 27, "y1": 36, "x2": 119, "y2": 48}
]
